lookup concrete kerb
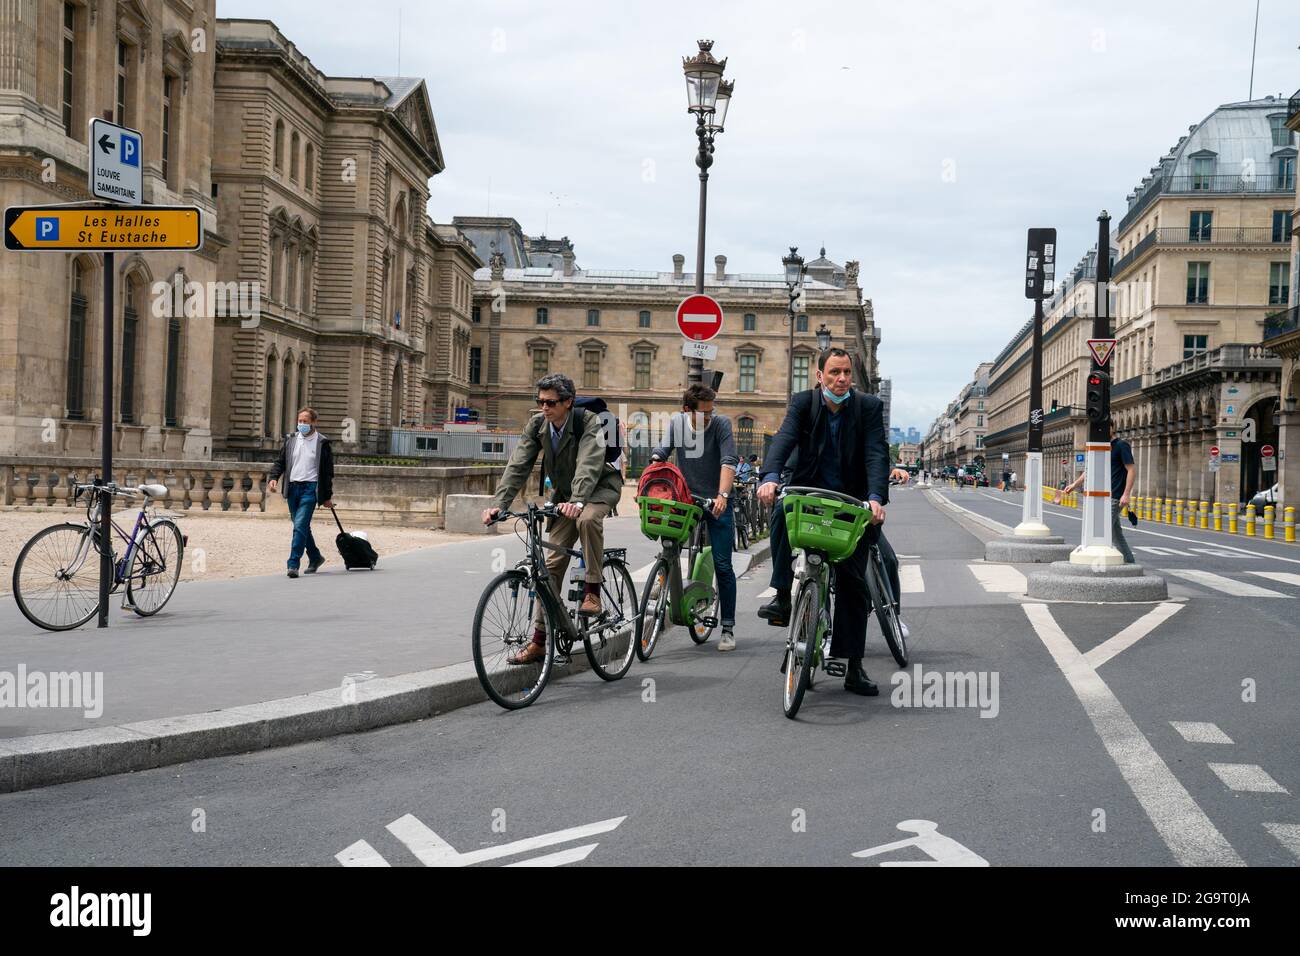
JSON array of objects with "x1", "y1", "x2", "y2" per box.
[
  {"x1": 1027, "y1": 560, "x2": 1169, "y2": 602},
  {"x1": 0, "y1": 538, "x2": 776, "y2": 794}
]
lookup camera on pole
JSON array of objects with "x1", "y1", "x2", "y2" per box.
[{"x1": 1086, "y1": 369, "x2": 1110, "y2": 423}]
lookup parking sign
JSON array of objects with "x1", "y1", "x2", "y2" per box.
[{"x1": 89, "y1": 118, "x2": 143, "y2": 205}]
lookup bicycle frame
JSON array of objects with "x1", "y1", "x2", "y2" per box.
[{"x1": 652, "y1": 507, "x2": 715, "y2": 628}]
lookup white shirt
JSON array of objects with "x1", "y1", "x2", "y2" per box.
[{"x1": 289, "y1": 430, "x2": 321, "y2": 482}]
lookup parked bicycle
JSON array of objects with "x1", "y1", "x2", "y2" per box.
[
  {"x1": 472, "y1": 501, "x2": 638, "y2": 710},
  {"x1": 778, "y1": 486, "x2": 907, "y2": 719},
  {"x1": 12, "y1": 480, "x2": 186, "y2": 631},
  {"x1": 635, "y1": 493, "x2": 720, "y2": 660}
]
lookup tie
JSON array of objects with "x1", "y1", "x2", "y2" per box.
[{"x1": 551, "y1": 425, "x2": 561, "y2": 454}]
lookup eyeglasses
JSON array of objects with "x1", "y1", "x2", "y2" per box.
[{"x1": 536, "y1": 398, "x2": 563, "y2": 408}]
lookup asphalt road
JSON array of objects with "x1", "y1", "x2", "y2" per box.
[{"x1": 1, "y1": 486, "x2": 1296, "y2": 866}]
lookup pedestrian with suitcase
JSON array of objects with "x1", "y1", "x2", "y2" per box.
[{"x1": 267, "y1": 406, "x2": 335, "y2": 579}]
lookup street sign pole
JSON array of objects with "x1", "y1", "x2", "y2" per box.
[
  {"x1": 98, "y1": 252, "x2": 114, "y2": 627},
  {"x1": 1016, "y1": 227, "x2": 1055, "y2": 538},
  {"x1": 1073, "y1": 211, "x2": 1124, "y2": 566}
]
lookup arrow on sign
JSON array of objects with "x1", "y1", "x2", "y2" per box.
[{"x1": 97, "y1": 134, "x2": 114, "y2": 155}]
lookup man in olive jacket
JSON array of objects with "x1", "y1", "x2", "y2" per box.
[{"x1": 482, "y1": 373, "x2": 623, "y2": 664}]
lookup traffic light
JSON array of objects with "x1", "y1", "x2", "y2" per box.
[
  {"x1": 1050, "y1": 399, "x2": 1058, "y2": 413},
  {"x1": 1086, "y1": 370, "x2": 1110, "y2": 423}
]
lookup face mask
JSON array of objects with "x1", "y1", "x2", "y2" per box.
[
  {"x1": 822, "y1": 386, "x2": 852, "y2": 405},
  {"x1": 297, "y1": 423, "x2": 312, "y2": 435}
]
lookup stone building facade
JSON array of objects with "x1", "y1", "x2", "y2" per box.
[{"x1": 0, "y1": 0, "x2": 222, "y2": 459}]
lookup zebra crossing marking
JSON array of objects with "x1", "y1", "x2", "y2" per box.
[
  {"x1": 1170, "y1": 721, "x2": 1234, "y2": 745},
  {"x1": 899, "y1": 565, "x2": 925, "y2": 594},
  {"x1": 967, "y1": 564, "x2": 1027, "y2": 594},
  {"x1": 1247, "y1": 571, "x2": 1300, "y2": 589},
  {"x1": 1160, "y1": 569, "x2": 1292, "y2": 598},
  {"x1": 1207, "y1": 763, "x2": 1289, "y2": 794}
]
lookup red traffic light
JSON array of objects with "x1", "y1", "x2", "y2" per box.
[{"x1": 1088, "y1": 374, "x2": 1103, "y2": 386}]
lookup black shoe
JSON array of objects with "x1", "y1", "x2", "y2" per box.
[
  {"x1": 757, "y1": 594, "x2": 791, "y2": 627},
  {"x1": 305, "y1": 556, "x2": 326, "y2": 574},
  {"x1": 843, "y1": 657, "x2": 878, "y2": 696},
  {"x1": 287, "y1": 568, "x2": 299, "y2": 579}
]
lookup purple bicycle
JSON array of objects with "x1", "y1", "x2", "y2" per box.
[{"x1": 12, "y1": 480, "x2": 186, "y2": 631}]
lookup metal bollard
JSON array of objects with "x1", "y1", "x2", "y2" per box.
[
  {"x1": 1245, "y1": 504, "x2": 1256, "y2": 537},
  {"x1": 1175, "y1": 499, "x2": 1185, "y2": 526},
  {"x1": 1199, "y1": 500, "x2": 1209, "y2": 530},
  {"x1": 1264, "y1": 505, "x2": 1275, "y2": 541},
  {"x1": 1286, "y1": 506, "x2": 1296, "y2": 544},
  {"x1": 1228, "y1": 502, "x2": 1238, "y2": 534},
  {"x1": 1213, "y1": 501, "x2": 1222, "y2": 532}
]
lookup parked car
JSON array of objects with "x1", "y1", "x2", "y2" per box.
[{"x1": 1248, "y1": 483, "x2": 1279, "y2": 511}]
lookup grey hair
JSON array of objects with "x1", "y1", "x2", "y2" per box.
[{"x1": 535, "y1": 373, "x2": 575, "y2": 402}]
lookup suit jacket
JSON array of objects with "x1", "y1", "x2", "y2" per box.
[
  {"x1": 269, "y1": 432, "x2": 334, "y2": 502},
  {"x1": 762, "y1": 389, "x2": 890, "y2": 506},
  {"x1": 491, "y1": 409, "x2": 623, "y2": 512}
]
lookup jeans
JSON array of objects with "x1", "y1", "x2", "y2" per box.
[
  {"x1": 768, "y1": 501, "x2": 902, "y2": 614},
  {"x1": 1111, "y1": 498, "x2": 1136, "y2": 564},
  {"x1": 702, "y1": 500, "x2": 737, "y2": 628},
  {"x1": 286, "y1": 480, "x2": 324, "y2": 569}
]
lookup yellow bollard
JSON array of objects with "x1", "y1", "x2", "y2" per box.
[
  {"x1": 1175, "y1": 499, "x2": 1185, "y2": 526},
  {"x1": 1165, "y1": 498, "x2": 1174, "y2": 524},
  {"x1": 1199, "y1": 500, "x2": 1209, "y2": 530},
  {"x1": 1245, "y1": 504, "x2": 1256, "y2": 537},
  {"x1": 1264, "y1": 505, "x2": 1275, "y2": 541},
  {"x1": 1213, "y1": 502, "x2": 1222, "y2": 532},
  {"x1": 1286, "y1": 507, "x2": 1296, "y2": 544},
  {"x1": 1228, "y1": 502, "x2": 1238, "y2": 534}
]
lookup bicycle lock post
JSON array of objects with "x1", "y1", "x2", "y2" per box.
[{"x1": 99, "y1": 251, "x2": 114, "y2": 628}]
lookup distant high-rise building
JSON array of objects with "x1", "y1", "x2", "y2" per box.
[{"x1": 878, "y1": 379, "x2": 892, "y2": 436}]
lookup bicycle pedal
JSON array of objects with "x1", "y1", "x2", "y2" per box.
[
  {"x1": 765, "y1": 616, "x2": 788, "y2": 628},
  {"x1": 823, "y1": 660, "x2": 846, "y2": 678},
  {"x1": 701, "y1": 616, "x2": 718, "y2": 629}
]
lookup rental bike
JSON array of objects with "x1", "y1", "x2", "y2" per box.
[
  {"x1": 12, "y1": 480, "x2": 186, "y2": 631},
  {"x1": 779, "y1": 486, "x2": 908, "y2": 719},
  {"x1": 472, "y1": 501, "x2": 638, "y2": 710},
  {"x1": 635, "y1": 494, "x2": 720, "y2": 661}
]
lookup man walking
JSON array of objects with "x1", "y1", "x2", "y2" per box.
[
  {"x1": 651, "y1": 384, "x2": 740, "y2": 651},
  {"x1": 267, "y1": 407, "x2": 334, "y2": 579},
  {"x1": 1056, "y1": 421, "x2": 1136, "y2": 563}
]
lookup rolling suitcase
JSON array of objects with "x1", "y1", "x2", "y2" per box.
[{"x1": 330, "y1": 507, "x2": 378, "y2": 570}]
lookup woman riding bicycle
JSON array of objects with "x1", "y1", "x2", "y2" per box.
[{"x1": 757, "y1": 347, "x2": 891, "y2": 697}]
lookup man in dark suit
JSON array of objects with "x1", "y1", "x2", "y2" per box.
[{"x1": 756, "y1": 347, "x2": 891, "y2": 696}]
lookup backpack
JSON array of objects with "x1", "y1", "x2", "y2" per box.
[
  {"x1": 637, "y1": 460, "x2": 692, "y2": 506},
  {"x1": 537, "y1": 396, "x2": 622, "y2": 494}
]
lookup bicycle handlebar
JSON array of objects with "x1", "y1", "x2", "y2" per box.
[{"x1": 779, "y1": 486, "x2": 867, "y2": 509}]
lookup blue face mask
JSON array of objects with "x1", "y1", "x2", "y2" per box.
[
  {"x1": 297, "y1": 423, "x2": 312, "y2": 436},
  {"x1": 822, "y1": 386, "x2": 852, "y2": 405}
]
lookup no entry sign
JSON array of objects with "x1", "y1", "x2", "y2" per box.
[
  {"x1": 1210, "y1": 446, "x2": 1220, "y2": 458},
  {"x1": 676, "y1": 294, "x2": 723, "y2": 341}
]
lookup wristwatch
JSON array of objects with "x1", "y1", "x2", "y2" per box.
[{"x1": 719, "y1": 491, "x2": 730, "y2": 499}]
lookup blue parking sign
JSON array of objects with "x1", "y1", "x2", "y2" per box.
[
  {"x1": 120, "y1": 132, "x2": 140, "y2": 167},
  {"x1": 1075, "y1": 454, "x2": 1084, "y2": 463},
  {"x1": 35, "y1": 217, "x2": 59, "y2": 241}
]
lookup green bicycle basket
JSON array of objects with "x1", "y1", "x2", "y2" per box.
[
  {"x1": 637, "y1": 496, "x2": 702, "y2": 543},
  {"x1": 782, "y1": 493, "x2": 871, "y2": 562}
]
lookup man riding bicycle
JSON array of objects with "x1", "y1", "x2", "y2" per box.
[
  {"x1": 650, "y1": 383, "x2": 740, "y2": 651},
  {"x1": 482, "y1": 373, "x2": 623, "y2": 665},
  {"x1": 757, "y1": 347, "x2": 892, "y2": 696}
]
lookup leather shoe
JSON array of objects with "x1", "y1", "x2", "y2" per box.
[
  {"x1": 843, "y1": 657, "x2": 878, "y2": 696},
  {"x1": 757, "y1": 595, "x2": 791, "y2": 626},
  {"x1": 580, "y1": 592, "x2": 602, "y2": 617},
  {"x1": 508, "y1": 641, "x2": 547, "y2": 666}
]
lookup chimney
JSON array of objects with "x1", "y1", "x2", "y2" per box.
[
  {"x1": 714, "y1": 255, "x2": 727, "y2": 281},
  {"x1": 561, "y1": 249, "x2": 575, "y2": 277},
  {"x1": 672, "y1": 253, "x2": 685, "y2": 280}
]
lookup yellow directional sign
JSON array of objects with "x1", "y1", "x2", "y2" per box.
[{"x1": 4, "y1": 204, "x2": 202, "y2": 251}]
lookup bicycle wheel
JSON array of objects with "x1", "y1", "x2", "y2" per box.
[
  {"x1": 636, "y1": 558, "x2": 671, "y2": 661},
  {"x1": 584, "y1": 558, "x2": 637, "y2": 681},
  {"x1": 12, "y1": 523, "x2": 100, "y2": 631},
  {"x1": 735, "y1": 508, "x2": 749, "y2": 551},
  {"x1": 687, "y1": 587, "x2": 717, "y2": 644},
  {"x1": 782, "y1": 584, "x2": 819, "y2": 719},
  {"x1": 868, "y1": 548, "x2": 908, "y2": 667},
  {"x1": 126, "y1": 518, "x2": 183, "y2": 616},
  {"x1": 472, "y1": 570, "x2": 554, "y2": 710}
]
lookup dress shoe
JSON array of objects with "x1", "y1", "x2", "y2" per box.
[
  {"x1": 508, "y1": 641, "x2": 547, "y2": 666},
  {"x1": 579, "y1": 592, "x2": 602, "y2": 617},
  {"x1": 843, "y1": 657, "x2": 879, "y2": 696},
  {"x1": 757, "y1": 594, "x2": 791, "y2": 626}
]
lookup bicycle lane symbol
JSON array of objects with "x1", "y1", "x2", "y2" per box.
[{"x1": 851, "y1": 820, "x2": 990, "y2": 866}]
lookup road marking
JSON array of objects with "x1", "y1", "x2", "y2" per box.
[
  {"x1": 631, "y1": 561, "x2": 658, "y2": 585},
  {"x1": 1136, "y1": 546, "x2": 1192, "y2": 557},
  {"x1": 382, "y1": 814, "x2": 627, "y2": 867},
  {"x1": 1207, "y1": 763, "x2": 1289, "y2": 794},
  {"x1": 852, "y1": 820, "x2": 989, "y2": 867},
  {"x1": 1247, "y1": 571, "x2": 1300, "y2": 588},
  {"x1": 334, "y1": 839, "x2": 390, "y2": 867},
  {"x1": 1170, "y1": 721, "x2": 1234, "y2": 745},
  {"x1": 1263, "y1": 823, "x2": 1300, "y2": 861},
  {"x1": 505, "y1": 843, "x2": 599, "y2": 866},
  {"x1": 967, "y1": 564, "x2": 1026, "y2": 594},
  {"x1": 756, "y1": 586, "x2": 776, "y2": 600},
  {"x1": 1084, "y1": 603, "x2": 1183, "y2": 669},
  {"x1": 1022, "y1": 603, "x2": 1243, "y2": 866},
  {"x1": 1160, "y1": 569, "x2": 1292, "y2": 598},
  {"x1": 899, "y1": 565, "x2": 925, "y2": 593}
]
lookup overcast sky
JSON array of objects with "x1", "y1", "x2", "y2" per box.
[{"x1": 222, "y1": 0, "x2": 1300, "y2": 432}]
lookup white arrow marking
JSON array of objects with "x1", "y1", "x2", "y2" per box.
[
  {"x1": 335, "y1": 839, "x2": 391, "y2": 867},
  {"x1": 1084, "y1": 603, "x2": 1183, "y2": 669},
  {"x1": 385, "y1": 814, "x2": 626, "y2": 867},
  {"x1": 505, "y1": 843, "x2": 599, "y2": 866}
]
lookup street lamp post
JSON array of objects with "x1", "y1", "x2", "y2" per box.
[
  {"x1": 783, "y1": 246, "x2": 805, "y2": 402},
  {"x1": 682, "y1": 40, "x2": 732, "y2": 387},
  {"x1": 816, "y1": 322, "x2": 832, "y2": 352}
]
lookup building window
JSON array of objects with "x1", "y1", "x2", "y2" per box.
[
  {"x1": 1270, "y1": 114, "x2": 1295, "y2": 148},
  {"x1": 1186, "y1": 262, "x2": 1209, "y2": 304},
  {"x1": 1279, "y1": 155, "x2": 1296, "y2": 191},
  {"x1": 164, "y1": 317, "x2": 181, "y2": 427},
  {"x1": 289, "y1": 131, "x2": 300, "y2": 181},
  {"x1": 1182, "y1": 334, "x2": 1208, "y2": 359},
  {"x1": 281, "y1": 357, "x2": 293, "y2": 437},
  {"x1": 1269, "y1": 262, "x2": 1290, "y2": 305},
  {"x1": 739, "y1": 353, "x2": 757, "y2": 392},
  {"x1": 471, "y1": 305, "x2": 481, "y2": 323},
  {"x1": 66, "y1": 262, "x2": 87, "y2": 420},
  {"x1": 304, "y1": 144, "x2": 315, "y2": 192},
  {"x1": 639, "y1": 310, "x2": 651, "y2": 328},
  {"x1": 264, "y1": 355, "x2": 276, "y2": 437},
  {"x1": 469, "y1": 346, "x2": 482, "y2": 385},
  {"x1": 1191, "y1": 156, "x2": 1214, "y2": 190},
  {"x1": 301, "y1": 248, "x2": 313, "y2": 312},
  {"x1": 273, "y1": 120, "x2": 284, "y2": 171},
  {"x1": 635, "y1": 350, "x2": 651, "y2": 390},
  {"x1": 1272, "y1": 210, "x2": 1293, "y2": 243},
  {"x1": 121, "y1": 279, "x2": 138, "y2": 424},
  {"x1": 795, "y1": 314, "x2": 808, "y2": 333},
  {"x1": 532, "y1": 349, "x2": 549, "y2": 379},
  {"x1": 535, "y1": 307, "x2": 548, "y2": 325},
  {"x1": 587, "y1": 309, "x2": 600, "y2": 327},
  {"x1": 161, "y1": 74, "x2": 175, "y2": 188},
  {"x1": 792, "y1": 354, "x2": 809, "y2": 392},
  {"x1": 583, "y1": 349, "x2": 600, "y2": 388},
  {"x1": 61, "y1": 3, "x2": 76, "y2": 136},
  {"x1": 285, "y1": 242, "x2": 298, "y2": 309},
  {"x1": 297, "y1": 361, "x2": 307, "y2": 412},
  {"x1": 1189, "y1": 210, "x2": 1212, "y2": 242},
  {"x1": 115, "y1": 41, "x2": 130, "y2": 127}
]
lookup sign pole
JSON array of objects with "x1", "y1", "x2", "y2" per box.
[
  {"x1": 98, "y1": 251, "x2": 114, "y2": 628},
  {"x1": 1016, "y1": 228, "x2": 1055, "y2": 538}
]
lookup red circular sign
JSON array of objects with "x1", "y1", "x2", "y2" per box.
[
  {"x1": 1210, "y1": 446, "x2": 1220, "y2": 457},
  {"x1": 1261, "y1": 444, "x2": 1275, "y2": 457},
  {"x1": 1061, "y1": 458, "x2": 1068, "y2": 466},
  {"x1": 676, "y1": 294, "x2": 724, "y2": 341}
]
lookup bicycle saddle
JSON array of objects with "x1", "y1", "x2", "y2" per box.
[{"x1": 136, "y1": 484, "x2": 168, "y2": 498}]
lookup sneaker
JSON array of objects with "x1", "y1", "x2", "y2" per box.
[
  {"x1": 718, "y1": 629, "x2": 736, "y2": 652},
  {"x1": 305, "y1": 556, "x2": 326, "y2": 574},
  {"x1": 287, "y1": 568, "x2": 299, "y2": 579}
]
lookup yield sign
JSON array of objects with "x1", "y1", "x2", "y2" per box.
[
  {"x1": 676, "y1": 293, "x2": 724, "y2": 341},
  {"x1": 1087, "y1": 338, "x2": 1116, "y2": 366}
]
